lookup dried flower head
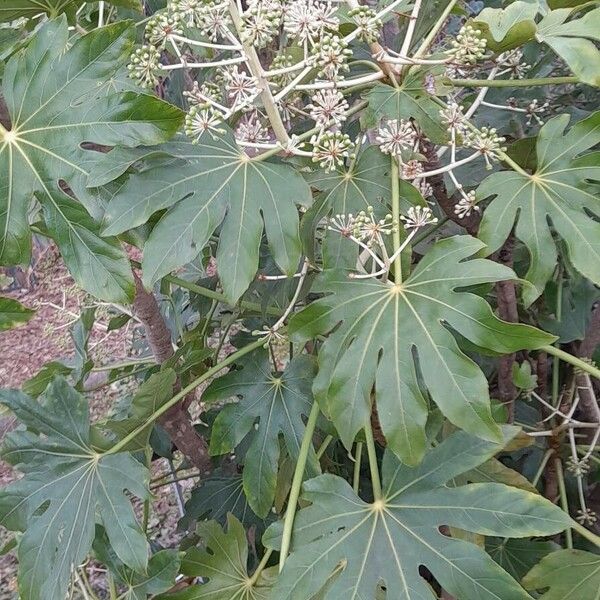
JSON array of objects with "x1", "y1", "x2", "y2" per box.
[
  {"x1": 402, "y1": 159, "x2": 424, "y2": 181},
  {"x1": 525, "y1": 99, "x2": 550, "y2": 126},
  {"x1": 235, "y1": 112, "x2": 270, "y2": 143}
]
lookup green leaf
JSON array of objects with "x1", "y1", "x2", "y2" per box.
[
  {"x1": 0, "y1": 0, "x2": 142, "y2": 22},
  {"x1": 180, "y1": 470, "x2": 269, "y2": 533},
  {"x1": 95, "y1": 531, "x2": 180, "y2": 600},
  {"x1": 162, "y1": 515, "x2": 274, "y2": 600},
  {"x1": 0, "y1": 295, "x2": 33, "y2": 331},
  {"x1": 522, "y1": 549, "x2": 600, "y2": 598},
  {"x1": 472, "y1": 2, "x2": 539, "y2": 52},
  {"x1": 537, "y1": 8, "x2": 600, "y2": 87},
  {"x1": 477, "y1": 112, "x2": 600, "y2": 305},
  {"x1": 486, "y1": 538, "x2": 559, "y2": 581},
  {"x1": 265, "y1": 429, "x2": 572, "y2": 600},
  {"x1": 204, "y1": 350, "x2": 319, "y2": 517},
  {"x1": 464, "y1": 458, "x2": 539, "y2": 494},
  {"x1": 0, "y1": 378, "x2": 149, "y2": 600},
  {"x1": 0, "y1": 18, "x2": 183, "y2": 301},
  {"x1": 364, "y1": 78, "x2": 448, "y2": 144},
  {"x1": 289, "y1": 235, "x2": 555, "y2": 465},
  {"x1": 22, "y1": 361, "x2": 73, "y2": 397},
  {"x1": 100, "y1": 132, "x2": 310, "y2": 302},
  {"x1": 105, "y1": 369, "x2": 177, "y2": 452}
]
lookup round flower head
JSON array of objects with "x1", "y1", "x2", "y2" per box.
[
  {"x1": 242, "y1": 3, "x2": 282, "y2": 47},
  {"x1": 128, "y1": 46, "x2": 161, "y2": 88},
  {"x1": 198, "y1": 1, "x2": 232, "y2": 41},
  {"x1": 464, "y1": 126, "x2": 507, "y2": 169},
  {"x1": 348, "y1": 6, "x2": 381, "y2": 43},
  {"x1": 440, "y1": 102, "x2": 467, "y2": 134},
  {"x1": 376, "y1": 119, "x2": 417, "y2": 158},
  {"x1": 235, "y1": 112, "x2": 270, "y2": 144},
  {"x1": 284, "y1": 0, "x2": 321, "y2": 44},
  {"x1": 448, "y1": 24, "x2": 487, "y2": 65},
  {"x1": 496, "y1": 49, "x2": 530, "y2": 79},
  {"x1": 312, "y1": 34, "x2": 352, "y2": 80},
  {"x1": 401, "y1": 206, "x2": 438, "y2": 229},
  {"x1": 224, "y1": 66, "x2": 261, "y2": 110},
  {"x1": 169, "y1": 0, "x2": 204, "y2": 28},
  {"x1": 353, "y1": 207, "x2": 397, "y2": 247},
  {"x1": 311, "y1": 131, "x2": 355, "y2": 171},
  {"x1": 185, "y1": 104, "x2": 225, "y2": 141},
  {"x1": 525, "y1": 99, "x2": 550, "y2": 126},
  {"x1": 454, "y1": 191, "x2": 480, "y2": 219},
  {"x1": 306, "y1": 89, "x2": 349, "y2": 128},
  {"x1": 145, "y1": 12, "x2": 183, "y2": 48},
  {"x1": 402, "y1": 159, "x2": 424, "y2": 181}
]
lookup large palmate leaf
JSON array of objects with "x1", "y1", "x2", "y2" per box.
[
  {"x1": 364, "y1": 75, "x2": 448, "y2": 143},
  {"x1": 0, "y1": 0, "x2": 141, "y2": 22},
  {"x1": 522, "y1": 549, "x2": 600, "y2": 599},
  {"x1": 0, "y1": 18, "x2": 183, "y2": 301},
  {"x1": 289, "y1": 235, "x2": 555, "y2": 465},
  {"x1": 0, "y1": 295, "x2": 33, "y2": 330},
  {"x1": 162, "y1": 515, "x2": 274, "y2": 600},
  {"x1": 537, "y1": 7, "x2": 600, "y2": 87},
  {"x1": 204, "y1": 350, "x2": 319, "y2": 517},
  {"x1": 477, "y1": 112, "x2": 600, "y2": 305},
  {"x1": 265, "y1": 428, "x2": 572, "y2": 600},
  {"x1": 99, "y1": 132, "x2": 311, "y2": 302},
  {"x1": 0, "y1": 378, "x2": 149, "y2": 600}
]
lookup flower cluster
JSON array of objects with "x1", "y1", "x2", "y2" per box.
[
  {"x1": 448, "y1": 25, "x2": 487, "y2": 65},
  {"x1": 311, "y1": 131, "x2": 355, "y2": 171},
  {"x1": 128, "y1": 46, "x2": 161, "y2": 88},
  {"x1": 348, "y1": 5, "x2": 381, "y2": 43},
  {"x1": 376, "y1": 119, "x2": 417, "y2": 159},
  {"x1": 312, "y1": 34, "x2": 352, "y2": 80},
  {"x1": 353, "y1": 207, "x2": 397, "y2": 247},
  {"x1": 464, "y1": 126, "x2": 506, "y2": 169},
  {"x1": 184, "y1": 104, "x2": 225, "y2": 140},
  {"x1": 401, "y1": 206, "x2": 438, "y2": 230}
]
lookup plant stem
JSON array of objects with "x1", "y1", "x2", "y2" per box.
[
  {"x1": 449, "y1": 76, "x2": 579, "y2": 88},
  {"x1": 108, "y1": 574, "x2": 118, "y2": 600},
  {"x1": 364, "y1": 424, "x2": 382, "y2": 500},
  {"x1": 413, "y1": 0, "x2": 459, "y2": 60},
  {"x1": 555, "y1": 458, "x2": 573, "y2": 549},
  {"x1": 279, "y1": 400, "x2": 321, "y2": 572},
  {"x1": 542, "y1": 346, "x2": 600, "y2": 381},
  {"x1": 106, "y1": 338, "x2": 266, "y2": 456},
  {"x1": 532, "y1": 449, "x2": 554, "y2": 488},
  {"x1": 552, "y1": 268, "x2": 564, "y2": 408},
  {"x1": 228, "y1": 1, "x2": 290, "y2": 144},
  {"x1": 390, "y1": 157, "x2": 403, "y2": 283},
  {"x1": 92, "y1": 359, "x2": 154, "y2": 372},
  {"x1": 353, "y1": 442, "x2": 363, "y2": 493},
  {"x1": 250, "y1": 549, "x2": 274, "y2": 586},
  {"x1": 573, "y1": 521, "x2": 600, "y2": 547},
  {"x1": 132, "y1": 264, "x2": 282, "y2": 317},
  {"x1": 316, "y1": 435, "x2": 333, "y2": 460}
]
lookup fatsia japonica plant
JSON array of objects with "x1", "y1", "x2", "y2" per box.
[{"x1": 2, "y1": 0, "x2": 600, "y2": 598}]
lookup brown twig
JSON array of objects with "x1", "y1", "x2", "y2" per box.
[
  {"x1": 133, "y1": 274, "x2": 211, "y2": 473},
  {"x1": 495, "y1": 236, "x2": 519, "y2": 423},
  {"x1": 422, "y1": 141, "x2": 481, "y2": 235}
]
